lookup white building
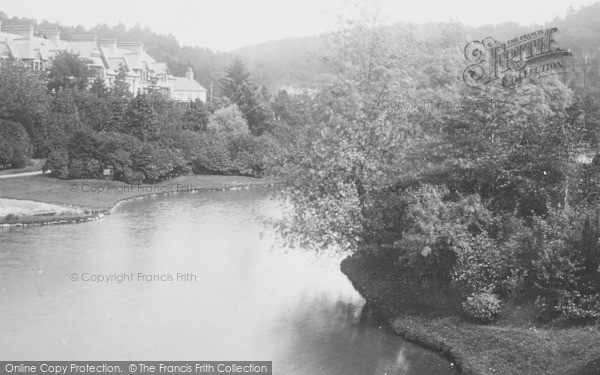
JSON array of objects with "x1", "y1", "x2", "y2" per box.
[
  {"x1": 173, "y1": 68, "x2": 207, "y2": 102},
  {"x1": 0, "y1": 21, "x2": 207, "y2": 102}
]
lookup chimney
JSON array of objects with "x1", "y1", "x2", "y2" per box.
[
  {"x1": 98, "y1": 39, "x2": 117, "y2": 53},
  {"x1": 2, "y1": 22, "x2": 34, "y2": 39},
  {"x1": 117, "y1": 41, "x2": 144, "y2": 55},
  {"x1": 186, "y1": 67, "x2": 194, "y2": 80},
  {"x1": 40, "y1": 29, "x2": 61, "y2": 48}
]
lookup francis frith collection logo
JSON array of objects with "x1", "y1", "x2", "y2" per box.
[{"x1": 463, "y1": 27, "x2": 572, "y2": 88}]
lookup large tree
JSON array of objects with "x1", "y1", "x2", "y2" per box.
[
  {"x1": 47, "y1": 51, "x2": 92, "y2": 92},
  {"x1": 439, "y1": 78, "x2": 585, "y2": 214},
  {"x1": 271, "y1": 16, "x2": 467, "y2": 255},
  {"x1": 220, "y1": 58, "x2": 274, "y2": 135},
  {"x1": 125, "y1": 94, "x2": 160, "y2": 142},
  {"x1": 0, "y1": 60, "x2": 49, "y2": 136}
]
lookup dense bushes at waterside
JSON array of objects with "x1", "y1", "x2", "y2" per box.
[
  {"x1": 0, "y1": 56, "x2": 280, "y2": 180},
  {"x1": 162, "y1": 129, "x2": 277, "y2": 177},
  {"x1": 44, "y1": 119, "x2": 276, "y2": 182},
  {"x1": 379, "y1": 185, "x2": 600, "y2": 322},
  {"x1": 45, "y1": 131, "x2": 192, "y2": 183}
]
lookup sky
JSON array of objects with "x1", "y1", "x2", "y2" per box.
[{"x1": 1, "y1": 0, "x2": 599, "y2": 51}]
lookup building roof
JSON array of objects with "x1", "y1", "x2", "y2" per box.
[
  {"x1": 123, "y1": 54, "x2": 143, "y2": 70},
  {"x1": 0, "y1": 34, "x2": 54, "y2": 60},
  {"x1": 0, "y1": 24, "x2": 204, "y2": 95},
  {"x1": 173, "y1": 76, "x2": 207, "y2": 92},
  {"x1": 68, "y1": 41, "x2": 97, "y2": 59}
]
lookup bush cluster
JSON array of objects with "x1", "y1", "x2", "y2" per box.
[
  {"x1": 461, "y1": 292, "x2": 502, "y2": 323},
  {"x1": 46, "y1": 131, "x2": 192, "y2": 183},
  {"x1": 1, "y1": 56, "x2": 281, "y2": 183},
  {"x1": 386, "y1": 184, "x2": 600, "y2": 322},
  {"x1": 163, "y1": 129, "x2": 276, "y2": 178},
  {"x1": 0, "y1": 119, "x2": 31, "y2": 170}
]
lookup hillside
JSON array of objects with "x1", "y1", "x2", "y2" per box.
[
  {"x1": 231, "y1": 35, "x2": 329, "y2": 92},
  {"x1": 2, "y1": 2, "x2": 600, "y2": 94}
]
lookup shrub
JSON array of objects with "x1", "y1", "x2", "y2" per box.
[
  {"x1": 461, "y1": 292, "x2": 502, "y2": 323},
  {"x1": 160, "y1": 129, "x2": 204, "y2": 160},
  {"x1": 393, "y1": 186, "x2": 493, "y2": 277},
  {"x1": 122, "y1": 167, "x2": 145, "y2": 184},
  {"x1": 132, "y1": 143, "x2": 191, "y2": 183},
  {"x1": 45, "y1": 148, "x2": 69, "y2": 179},
  {"x1": 228, "y1": 134, "x2": 275, "y2": 177},
  {"x1": 67, "y1": 131, "x2": 101, "y2": 161},
  {"x1": 0, "y1": 119, "x2": 32, "y2": 169},
  {"x1": 206, "y1": 104, "x2": 250, "y2": 135},
  {"x1": 34, "y1": 112, "x2": 69, "y2": 158},
  {"x1": 452, "y1": 234, "x2": 509, "y2": 296},
  {"x1": 67, "y1": 158, "x2": 103, "y2": 179},
  {"x1": 125, "y1": 94, "x2": 160, "y2": 141},
  {"x1": 103, "y1": 149, "x2": 132, "y2": 179},
  {"x1": 4, "y1": 214, "x2": 19, "y2": 222},
  {"x1": 181, "y1": 102, "x2": 210, "y2": 131},
  {"x1": 96, "y1": 131, "x2": 144, "y2": 181},
  {"x1": 191, "y1": 133, "x2": 234, "y2": 175},
  {"x1": 527, "y1": 208, "x2": 600, "y2": 321},
  {"x1": 46, "y1": 131, "x2": 105, "y2": 179}
]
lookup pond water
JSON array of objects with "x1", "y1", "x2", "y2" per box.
[{"x1": 0, "y1": 188, "x2": 454, "y2": 375}]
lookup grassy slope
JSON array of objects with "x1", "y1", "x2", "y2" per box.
[
  {"x1": 341, "y1": 255, "x2": 600, "y2": 375},
  {"x1": 0, "y1": 174, "x2": 276, "y2": 211}
]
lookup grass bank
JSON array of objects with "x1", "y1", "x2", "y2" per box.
[
  {"x1": 341, "y1": 254, "x2": 600, "y2": 375},
  {"x1": 0, "y1": 174, "x2": 277, "y2": 226}
]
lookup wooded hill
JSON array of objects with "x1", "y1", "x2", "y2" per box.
[{"x1": 2, "y1": 2, "x2": 600, "y2": 93}]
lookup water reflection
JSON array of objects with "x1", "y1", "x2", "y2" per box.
[
  {"x1": 0, "y1": 189, "x2": 453, "y2": 374},
  {"x1": 280, "y1": 297, "x2": 449, "y2": 375}
]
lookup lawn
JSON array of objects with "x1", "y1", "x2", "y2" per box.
[
  {"x1": 0, "y1": 174, "x2": 277, "y2": 213},
  {"x1": 341, "y1": 254, "x2": 600, "y2": 375}
]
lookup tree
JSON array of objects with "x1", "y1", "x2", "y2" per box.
[
  {"x1": 440, "y1": 78, "x2": 584, "y2": 215},
  {"x1": 270, "y1": 10, "x2": 464, "y2": 254},
  {"x1": 272, "y1": 80, "x2": 409, "y2": 254},
  {"x1": 125, "y1": 94, "x2": 160, "y2": 142},
  {"x1": 47, "y1": 51, "x2": 91, "y2": 92},
  {"x1": 272, "y1": 90, "x2": 312, "y2": 128},
  {"x1": 181, "y1": 101, "x2": 211, "y2": 131},
  {"x1": 101, "y1": 65, "x2": 132, "y2": 133},
  {"x1": 220, "y1": 58, "x2": 274, "y2": 135},
  {"x1": 111, "y1": 64, "x2": 132, "y2": 99},
  {"x1": 0, "y1": 119, "x2": 32, "y2": 169},
  {"x1": 90, "y1": 78, "x2": 109, "y2": 98},
  {"x1": 220, "y1": 58, "x2": 251, "y2": 99},
  {"x1": 0, "y1": 60, "x2": 49, "y2": 142},
  {"x1": 206, "y1": 105, "x2": 249, "y2": 135}
]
